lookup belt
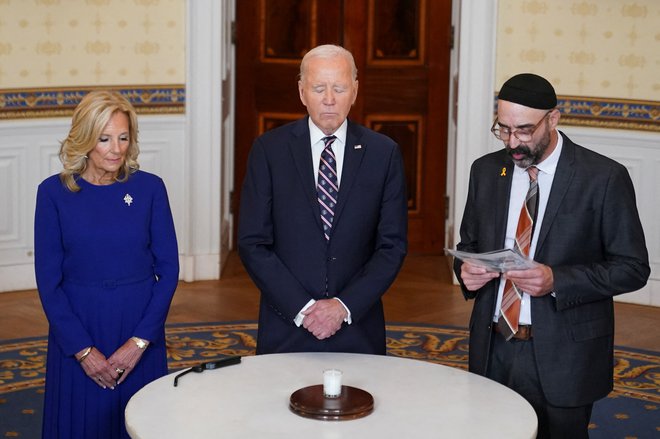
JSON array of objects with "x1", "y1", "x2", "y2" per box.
[
  {"x1": 64, "y1": 273, "x2": 154, "y2": 288},
  {"x1": 493, "y1": 323, "x2": 533, "y2": 341}
]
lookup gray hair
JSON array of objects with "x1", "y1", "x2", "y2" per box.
[{"x1": 299, "y1": 44, "x2": 358, "y2": 82}]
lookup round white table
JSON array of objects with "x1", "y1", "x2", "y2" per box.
[{"x1": 125, "y1": 352, "x2": 537, "y2": 438}]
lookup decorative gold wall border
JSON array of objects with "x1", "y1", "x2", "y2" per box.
[
  {"x1": 0, "y1": 85, "x2": 185, "y2": 120},
  {"x1": 494, "y1": 94, "x2": 660, "y2": 132}
]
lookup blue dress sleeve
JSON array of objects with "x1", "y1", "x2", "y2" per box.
[
  {"x1": 132, "y1": 177, "x2": 179, "y2": 343},
  {"x1": 34, "y1": 182, "x2": 94, "y2": 356}
]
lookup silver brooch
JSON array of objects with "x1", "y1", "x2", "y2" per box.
[{"x1": 123, "y1": 194, "x2": 133, "y2": 206}]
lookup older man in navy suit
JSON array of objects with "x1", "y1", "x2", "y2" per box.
[
  {"x1": 239, "y1": 44, "x2": 407, "y2": 355},
  {"x1": 454, "y1": 73, "x2": 650, "y2": 438}
]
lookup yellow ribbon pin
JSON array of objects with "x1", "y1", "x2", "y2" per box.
[{"x1": 500, "y1": 167, "x2": 507, "y2": 177}]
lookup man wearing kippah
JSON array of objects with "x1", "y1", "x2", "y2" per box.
[{"x1": 453, "y1": 73, "x2": 649, "y2": 438}]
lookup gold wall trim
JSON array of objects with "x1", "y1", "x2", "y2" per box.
[
  {"x1": 0, "y1": 85, "x2": 185, "y2": 120},
  {"x1": 494, "y1": 94, "x2": 660, "y2": 132}
]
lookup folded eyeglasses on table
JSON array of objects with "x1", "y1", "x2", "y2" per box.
[{"x1": 173, "y1": 356, "x2": 242, "y2": 387}]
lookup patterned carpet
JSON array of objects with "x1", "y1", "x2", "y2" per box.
[{"x1": 1, "y1": 322, "x2": 658, "y2": 438}]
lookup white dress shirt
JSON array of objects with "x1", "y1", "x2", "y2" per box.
[
  {"x1": 309, "y1": 118, "x2": 347, "y2": 186},
  {"x1": 294, "y1": 119, "x2": 352, "y2": 327},
  {"x1": 493, "y1": 131, "x2": 563, "y2": 324}
]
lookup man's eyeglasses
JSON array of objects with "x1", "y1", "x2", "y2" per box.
[
  {"x1": 173, "y1": 356, "x2": 241, "y2": 387},
  {"x1": 491, "y1": 110, "x2": 552, "y2": 142}
]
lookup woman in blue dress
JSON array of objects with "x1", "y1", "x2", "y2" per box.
[{"x1": 34, "y1": 90, "x2": 179, "y2": 438}]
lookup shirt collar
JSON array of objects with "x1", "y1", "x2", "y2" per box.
[{"x1": 308, "y1": 118, "x2": 348, "y2": 147}]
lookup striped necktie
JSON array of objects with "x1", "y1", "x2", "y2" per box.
[
  {"x1": 497, "y1": 166, "x2": 539, "y2": 340},
  {"x1": 317, "y1": 136, "x2": 338, "y2": 241}
]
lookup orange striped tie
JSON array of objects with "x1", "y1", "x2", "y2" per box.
[{"x1": 498, "y1": 166, "x2": 539, "y2": 340}]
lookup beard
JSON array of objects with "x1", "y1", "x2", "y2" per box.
[{"x1": 506, "y1": 128, "x2": 552, "y2": 168}]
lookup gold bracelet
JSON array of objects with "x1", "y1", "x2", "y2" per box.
[
  {"x1": 131, "y1": 336, "x2": 149, "y2": 349},
  {"x1": 77, "y1": 346, "x2": 93, "y2": 363}
]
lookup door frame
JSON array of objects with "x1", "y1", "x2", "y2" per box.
[{"x1": 446, "y1": 0, "x2": 498, "y2": 251}]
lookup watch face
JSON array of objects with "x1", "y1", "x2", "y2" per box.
[{"x1": 133, "y1": 337, "x2": 146, "y2": 349}]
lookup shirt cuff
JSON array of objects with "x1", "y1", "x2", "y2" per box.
[
  {"x1": 294, "y1": 299, "x2": 316, "y2": 327},
  {"x1": 332, "y1": 297, "x2": 352, "y2": 325}
]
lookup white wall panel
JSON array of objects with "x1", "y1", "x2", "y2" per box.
[
  {"x1": 0, "y1": 122, "x2": 63, "y2": 291},
  {"x1": 137, "y1": 118, "x2": 187, "y2": 264},
  {"x1": 0, "y1": 151, "x2": 20, "y2": 241}
]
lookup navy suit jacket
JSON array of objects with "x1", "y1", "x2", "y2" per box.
[
  {"x1": 454, "y1": 132, "x2": 650, "y2": 406},
  {"x1": 238, "y1": 117, "x2": 408, "y2": 354}
]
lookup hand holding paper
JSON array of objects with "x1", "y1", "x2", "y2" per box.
[
  {"x1": 458, "y1": 259, "x2": 501, "y2": 291},
  {"x1": 445, "y1": 248, "x2": 539, "y2": 273},
  {"x1": 503, "y1": 264, "x2": 555, "y2": 297},
  {"x1": 447, "y1": 248, "x2": 553, "y2": 296}
]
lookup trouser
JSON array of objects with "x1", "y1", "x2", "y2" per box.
[{"x1": 487, "y1": 333, "x2": 593, "y2": 439}]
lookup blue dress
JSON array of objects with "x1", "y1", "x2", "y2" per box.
[{"x1": 34, "y1": 170, "x2": 179, "y2": 439}]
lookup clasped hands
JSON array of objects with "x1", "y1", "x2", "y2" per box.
[
  {"x1": 76, "y1": 339, "x2": 146, "y2": 389},
  {"x1": 302, "y1": 298, "x2": 348, "y2": 340},
  {"x1": 460, "y1": 261, "x2": 554, "y2": 296}
]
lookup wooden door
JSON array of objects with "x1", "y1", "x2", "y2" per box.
[{"x1": 235, "y1": 0, "x2": 451, "y2": 253}]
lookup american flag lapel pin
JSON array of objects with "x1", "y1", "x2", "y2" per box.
[{"x1": 354, "y1": 144, "x2": 362, "y2": 149}]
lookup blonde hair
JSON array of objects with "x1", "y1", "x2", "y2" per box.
[
  {"x1": 59, "y1": 90, "x2": 139, "y2": 192},
  {"x1": 299, "y1": 44, "x2": 358, "y2": 82}
]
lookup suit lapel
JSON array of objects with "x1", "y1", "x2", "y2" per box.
[
  {"x1": 496, "y1": 158, "x2": 515, "y2": 248},
  {"x1": 288, "y1": 118, "x2": 324, "y2": 232},
  {"x1": 535, "y1": 133, "x2": 575, "y2": 257},
  {"x1": 332, "y1": 121, "x2": 366, "y2": 230}
]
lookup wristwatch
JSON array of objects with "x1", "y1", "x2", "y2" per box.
[{"x1": 131, "y1": 336, "x2": 149, "y2": 349}]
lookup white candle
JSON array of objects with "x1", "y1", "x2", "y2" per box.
[{"x1": 323, "y1": 369, "x2": 342, "y2": 398}]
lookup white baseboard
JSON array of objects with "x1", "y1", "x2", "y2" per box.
[
  {"x1": 180, "y1": 254, "x2": 220, "y2": 283},
  {"x1": 0, "y1": 264, "x2": 36, "y2": 292}
]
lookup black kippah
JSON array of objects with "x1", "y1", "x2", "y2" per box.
[{"x1": 497, "y1": 73, "x2": 557, "y2": 110}]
